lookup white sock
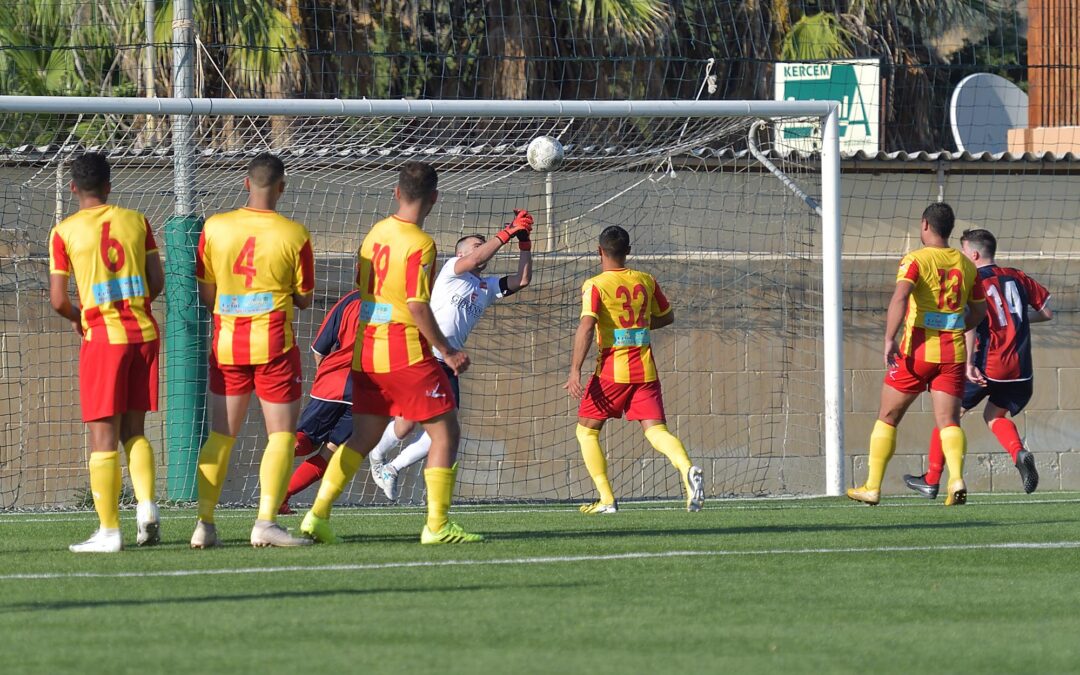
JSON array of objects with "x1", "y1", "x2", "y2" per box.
[
  {"x1": 390, "y1": 432, "x2": 433, "y2": 473},
  {"x1": 368, "y1": 422, "x2": 407, "y2": 463}
]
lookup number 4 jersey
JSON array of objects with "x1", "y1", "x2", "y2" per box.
[
  {"x1": 581, "y1": 268, "x2": 671, "y2": 383},
  {"x1": 972, "y1": 265, "x2": 1050, "y2": 381},
  {"x1": 196, "y1": 207, "x2": 315, "y2": 365},
  {"x1": 49, "y1": 204, "x2": 160, "y2": 344},
  {"x1": 896, "y1": 246, "x2": 984, "y2": 364}
]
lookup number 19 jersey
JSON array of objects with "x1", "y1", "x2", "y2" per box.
[
  {"x1": 352, "y1": 215, "x2": 437, "y2": 374},
  {"x1": 48, "y1": 204, "x2": 160, "y2": 344},
  {"x1": 896, "y1": 246, "x2": 984, "y2": 364},
  {"x1": 196, "y1": 207, "x2": 315, "y2": 365},
  {"x1": 581, "y1": 268, "x2": 671, "y2": 383}
]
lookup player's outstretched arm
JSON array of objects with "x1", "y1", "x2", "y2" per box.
[
  {"x1": 564, "y1": 316, "x2": 596, "y2": 399},
  {"x1": 146, "y1": 251, "x2": 165, "y2": 301},
  {"x1": 454, "y1": 210, "x2": 534, "y2": 276},
  {"x1": 48, "y1": 274, "x2": 81, "y2": 335},
  {"x1": 408, "y1": 300, "x2": 470, "y2": 374},
  {"x1": 883, "y1": 281, "x2": 913, "y2": 367},
  {"x1": 505, "y1": 246, "x2": 532, "y2": 293}
]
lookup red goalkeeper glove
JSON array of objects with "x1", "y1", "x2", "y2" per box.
[{"x1": 496, "y1": 209, "x2": 533, "y2": 244}]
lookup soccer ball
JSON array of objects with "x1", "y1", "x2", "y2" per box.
[{"x1": 526, "y1": 136, "x2": 565, "y2": 172}]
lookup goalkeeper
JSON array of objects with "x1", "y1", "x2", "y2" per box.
[{"x1": 367, "y1": 215, "x2": 533, "y2": 500}]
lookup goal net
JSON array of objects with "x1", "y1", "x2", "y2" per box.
[{"x1": 0, "y1": 99, "x2": 841, "y2": 509}]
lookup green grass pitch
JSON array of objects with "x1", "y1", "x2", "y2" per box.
[{"x1": 3, "y1": 493, "x2": 1080, "y2": 674}]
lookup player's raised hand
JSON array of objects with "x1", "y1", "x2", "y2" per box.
[
  {"x1": 564, "y1": 370, "x2": 584, "y2": 399},
  {"x1": 884, "y1": 338, "x2": 901, "y2": 369},
  {"x1": 443, "y1": 348, "x2": 470, "y2": 375},
  {"x1": 966, "y1": 363, "x2": 988, "y2": 387},
  {"x1": 496, "y1": 209, "x2": 534, "y2": 244}
]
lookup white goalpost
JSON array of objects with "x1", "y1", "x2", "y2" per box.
[{"x1": 0, "y1": 96, "x2": 843, "y2": 508}]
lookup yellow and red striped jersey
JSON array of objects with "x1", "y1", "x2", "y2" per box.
[
  {"x1": 352, "y1": 215, "x2": 437, "y2": 374},
  {"x1": 196, "y1": 207, "x2": 315, "y2": 365},
  {"x1": 896, "y1": 246, "x2": 985, "y2": 364},
  {"x1": 49, "y1": 204, "x2": 160, "y2": 344},
  {"x1": 581, "y1": 268, "x2": 671, "y2": 383}
]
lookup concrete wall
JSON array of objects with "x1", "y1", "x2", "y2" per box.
[{"x1": 1, "y1": 162, "x2": 1078, "y2": 507}]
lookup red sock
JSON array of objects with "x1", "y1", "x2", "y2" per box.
[
  {"x1": 294, "y1": 432, "x2": 315, "y2": 457},
  {"x1": 989, "y1": 418, "x2": 1024, "y2": 463},
  {"x1": 286, "y1": 454, "x2": 329, "y2": 498},
  {"x1": 925, "y1": 427, "x2": 944, "y2": 485}
]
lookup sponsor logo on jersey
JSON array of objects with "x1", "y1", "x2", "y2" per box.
[
  {"x1": 92, "y1": 275, "x2": 146, "y2": 305},
  {"x1": 218, "y1": 292, "x2": 274, "y2": 315}
]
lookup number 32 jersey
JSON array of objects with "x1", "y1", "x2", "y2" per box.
[
  {"x1": 196, "y1": 207, "x2": 315, "y2": 365},
  {"x1": 49, "y1": 204, "x2": 160, "y2": 344},
  {"x1": 896, "y1": 246, "x2": 984, "y2": 364},
  {"x1": 581, "y1": 268, "x2": 671, "y2": 384},
  {"x1": 972, "y1": 265, "x2": 1050, "y2": 382}
]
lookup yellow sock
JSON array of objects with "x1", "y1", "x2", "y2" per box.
[
  {"x1": 424, "y1": 466, "x2": 455, "y2": 533},
  {"x1": 865, "y1": 420, "x2": 897, "y2": 491},
  {"x1": 576, "y1": 424, "x2": 615, "y2": 504},
  {"x1": 311, "y1": 444, "x2": 363, "y2": 520},
  {"x1": 122, "y1": 436, "x2": 156, "y2": 503},
  {"x1": 643, "y1": 424, "x2": 693, "y2": 475},
  {"x1": 88, "y1": 451, "x2": 122, "y2": 530},
  {"x1": 196, "y1": 431, "x2": 235, "y2": 524},
  {"x1": 257, "y1": 432, "x2": 296, "y2": 522},
  {"x1": 939, "y1": 425, "x2": 966, "y2": 483}
]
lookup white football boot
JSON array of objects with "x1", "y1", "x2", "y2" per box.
[
  {"x1": 685, "y1": 465, "x2": 705, "y2": 512},
  {"x1": 136, "y1": 501, "x2": 161, "y2": 546},
  {"x1": 250, "y1": 520, "x2": 314, "y2": 547},
  {"x1": 69, "y1": 528, "x2": 123, "y2": 553},
  {"x1": 190, "y1": 520, "x2": 220, "y2": 549},
  {"x1": 374, "y1": 465, "x2": 400, "y2": 501}
]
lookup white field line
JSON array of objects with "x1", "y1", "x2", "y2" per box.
[
  {"x1": 4, "y1": 495, "x2": 1080, "y2": 524},
  {"x1": 1, "y1": 540, "x2": 1078, "y2": 581}
]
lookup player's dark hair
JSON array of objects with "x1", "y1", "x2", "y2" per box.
[
  {"x1": 70, "y1": 152, "x2": 111, "y2": 197},
  {"x1": 922, "y1": 202, "x2": 956, "y2": 238},
  {"x1": 455, "y1": 234, "x2": 485, "y2": 255},
  {"x1": 598, "y1": 225, "x2": 631, "y2": 259},
  {"x1": 961, "y1": 228, "x2": 997, "y2": 259},
  {"x1": 398, "y1": 161, "x2": 439, "y2": 202},
  {"x1": 247, "y1": 152, "x2": 286, "y2": 188}
]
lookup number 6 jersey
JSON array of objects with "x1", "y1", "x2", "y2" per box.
[
  {"x1": 581, "y1": 268, "x2": 671, "y2": 383},
  {"x1": 49, "y1": 204, "x2": 160, "y2": 344},
  {"x1": 895, "y1": 246, "x2": 984, "y2": 364},
  {"x1": 196, "y1": 207, "x2": 315, "y2": 365}
]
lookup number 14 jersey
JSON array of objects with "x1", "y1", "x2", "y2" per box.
[
  {"x1": 972, "y1": 265, "x2": 1050, "y2": 381},
  {"x1": 196, "y1": 207, "x2": 315, "y2": 365},
  {"x1": 896, "y1": 246, "x2": 984, "y2": 364},
  {"x1": 581, "y1": 268, "x2": 671, "y2": 384}
]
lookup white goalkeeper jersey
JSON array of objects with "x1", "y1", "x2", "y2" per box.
[{"x1": 430, "y1": 257, "x2": 509, "y2": 361}]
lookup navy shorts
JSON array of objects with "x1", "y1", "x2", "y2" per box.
[
  {"x1": 437, "y1": 360, "x2": 461, "y2": 408},
  {"x1": 297, "y1": 398, "x2": 353, "y2": 447},
  {"x1": 962, "y1": 378, "x2": 1033, "y2": 416}
]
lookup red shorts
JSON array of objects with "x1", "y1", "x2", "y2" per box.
[
  {"x1": 886, "y1": 357, "x2": 965, "y2": 398},
  {"x1": 352, "y1": 358, "x2": 456, "y2": 421},
  {"x1": 578, "y1": 376, "x2": 666, "y2": 421},
  {"x1": 209, "y1": 347, "x2": 302, "y2": 403},
  {"x1": 79, "y1": 340, "x2": 159, "y2": 422}
]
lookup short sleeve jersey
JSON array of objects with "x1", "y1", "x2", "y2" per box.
[
  {"x1": 352, "y1": 215, "x2": 437, "y2": 374},
  {"x1": 972, "y1": 265, "x2": 1050, "y2": 381},
  {"x1": 48, "y1": 204, "x2": 160, "y2": 344},
  {"x1": 581, "y1": 268, "x2": 671, "y2": 384},
  {"x1": 196, "y1": 207, "x2": 315, "y2": 365},
  {"x1": 895, "y1": 246, "x2": 985, "y2": 364},
  {"x1": 429, "y1": 257, "x2": 508, "y2": 361},
  {"x1": 308, "y1": 290, "x2": 362, "y2": 403}
]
